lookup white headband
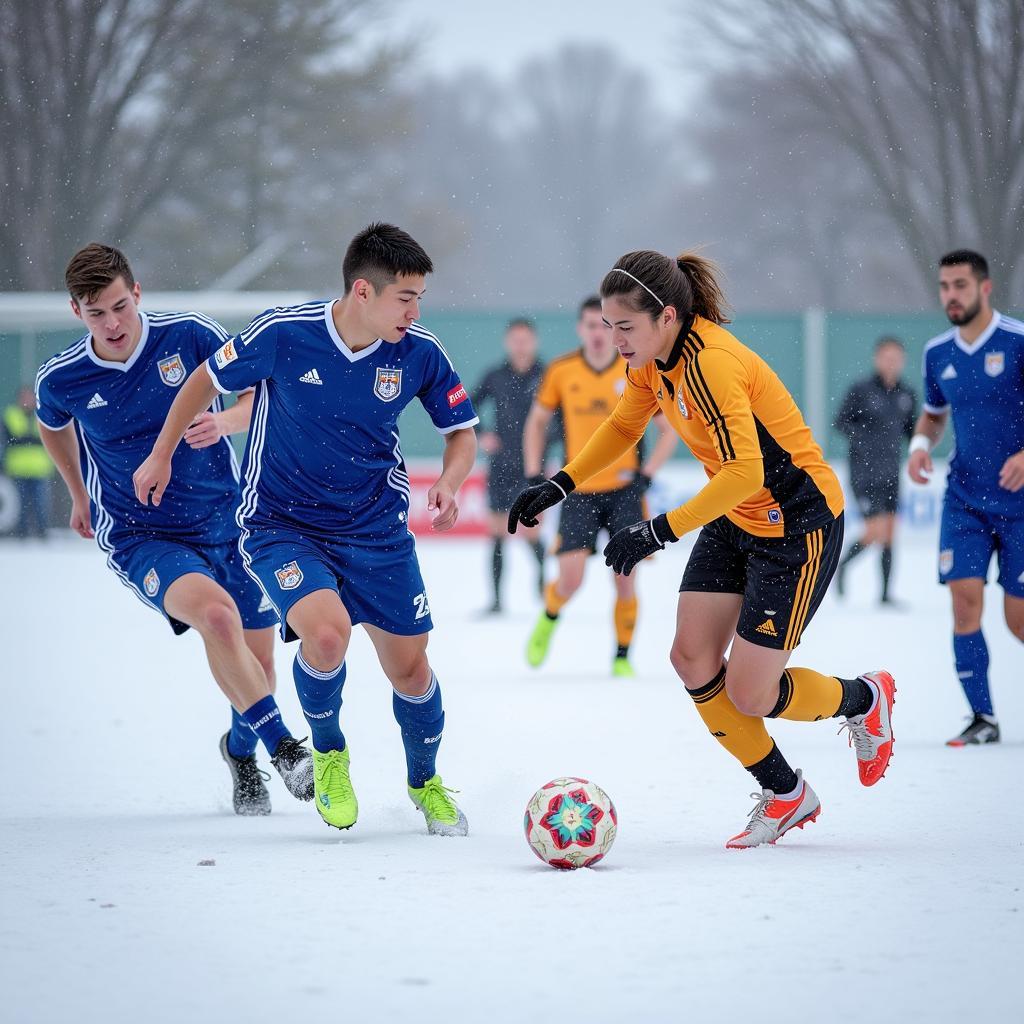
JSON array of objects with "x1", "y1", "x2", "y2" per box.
[{"x1": 609, "y1": 267, "x2": 665, "y2": 307}]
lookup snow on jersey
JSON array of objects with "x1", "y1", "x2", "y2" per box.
[
  {"x1": 922, "y1": 311, "x2": 1024, "y2": 518},
  {"x1": 207, "y1": 301, "x2": 479, "y2": 538},
  {"x1": 35, "y1": 311, "x2": 243, "y2": 549}
]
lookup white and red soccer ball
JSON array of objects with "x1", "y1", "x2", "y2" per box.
[{"x1": 524, "y1": 777, "x2": 617, "y2": 869}]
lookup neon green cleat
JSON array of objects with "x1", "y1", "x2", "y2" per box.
[
  {"x1": 408, "y1": 775, "x2": 469, "y2": 836},
  {"x1": 313, "y1": 747, "x2": 358, "y2": 830},
  {"x1": 612, "y1": 656, "x2": 636, "y2": 678},
  {"x1": 526, "y1": 612, "x2": 558, "y2": 668}
]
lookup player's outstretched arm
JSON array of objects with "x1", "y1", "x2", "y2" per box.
[
  {"x1": 183, "y1": 389, "x2": 255, "y2": 449},
  {"x1": 133, "y1": 364, "x2": 220, "y2": 506},
  {"x1": 38, "y1": 421, "x2": 93, "y2": 538},
  {"x1": 907, "y1": 410, "x2": 947, "y2": 484},
  {"x1": 428, "y1": 426, "x2": 477, "y2": 532}
]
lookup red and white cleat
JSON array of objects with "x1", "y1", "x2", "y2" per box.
[
  {"x1": 725, "y1": 770, "x2": 821, "y2": 849},
  {"x1": 839, "y1": 670, "x2": 896, "y2": 786}
]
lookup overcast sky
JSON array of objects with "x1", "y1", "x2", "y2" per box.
[{"x1": 382, "y1": 0, "x2": 691, "y2": 112}]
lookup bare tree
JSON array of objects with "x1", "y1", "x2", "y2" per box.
[
  {"x1": 0, "y1": 0, "x2": 405, "y2": 290},
  {"x1": 694, "y1": 0, "x2": 1024, "y2": 292}
]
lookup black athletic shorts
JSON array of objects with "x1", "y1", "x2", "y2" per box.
[
  {"x1": 487, "y1": 453, "x2": 527, "y2": 512},
  {"x1": 679, "y1": 513, "x2": 844, "y2": 650},
  {"x1": 850, "y1": 474, "x2": 900, "y2": 518},
  {"x1": 555, "y1": 485, "x2": 643, "y2": 555}
]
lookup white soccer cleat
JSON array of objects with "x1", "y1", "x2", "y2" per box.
[
  {"x1": 725, "y1": 770, "x2": 821, "y2": 849},
  {"x1": 839, "y1": 670, "x2": 896, "y2": 786}
]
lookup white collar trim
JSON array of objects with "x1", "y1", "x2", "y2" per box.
[
  {"x1": 324, "y1": 301, "x2": 383, "y2": 362},
  {"x1": 955, "y1": 311, "x2": 1001, "y2": 355},
  {"x1": 86, "y1": 311, "x2": 150, "y2": 372}
]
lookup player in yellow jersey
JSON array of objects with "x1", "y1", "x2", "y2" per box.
[
  {"x1": 521, "y1": 296, "x2": 677, "y2": 677},
  {"x1": 509, "y1": 252, "x2": 896, "y2": 848}
]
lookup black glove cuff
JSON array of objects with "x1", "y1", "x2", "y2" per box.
[
  {"x1": 551, "y1": 470, "x2": 576, "y2": 497},
  {"x1": 651, "y1": 512, "x2": 678, "y2": 545},
  {"x1": 527, "y1": 474, "x2": 546, "y2": 487}
]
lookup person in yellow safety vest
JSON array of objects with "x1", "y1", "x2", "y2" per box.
[{"x1": 2, "y1": 385, "x2": 54, "y2": 538}]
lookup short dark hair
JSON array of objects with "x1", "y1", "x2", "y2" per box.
[
  {"x1": 506, "y1": 317, "x2": 536, "y2": 334},
  {"x1": 65, "y1": 243, "x2": 136, "y2": 303},
  {"x1": 939, "y1": 249, "x2": 989, "y2": 280},
  {"x1": 578, "y1": 295, "x2": 602, "y2": 318},
  {"x1": 342, "y1": 222, "x2": 433, "y2": 294},
  {"x1": 875, "y1": 335, "x2": 904, "y2": 352}
]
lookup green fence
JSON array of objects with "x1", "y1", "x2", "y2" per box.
[{"x1": 2, "y1": 301, "x2": 996, "y2": 460}]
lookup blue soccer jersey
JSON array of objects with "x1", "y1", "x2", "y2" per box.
[
  {"x1": 206, "y1": 301, "x2": 479, "y2": 539},
  {"x1": 35, "y1": 311, "x2": 244, "y2": 549},
  {"x1": 923, "y1": 311, "x2": 1024, "y2": 518}
]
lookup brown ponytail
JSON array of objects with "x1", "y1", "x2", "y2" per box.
[{"x1": 676, "y1": 251, "x2": 730, "y2": 325}]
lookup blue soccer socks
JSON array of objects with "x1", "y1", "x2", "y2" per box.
[
  {"x1": 953, "y1": 630, "x2": 993, "y2": 716},
  {"x1": 226, "y1": 706, "x2": 259, "y2": 759},
  {"x1": 240, "y1": 694, "x2": 291, "y2": 757},
  {"x1": 393, "y1": 672, "x2": 445, "y2": 788},
  {"x1": 293, "y1": 649, "x2": 347, "y2": 753}
]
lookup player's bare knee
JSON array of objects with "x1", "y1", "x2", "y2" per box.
[
  {"x1": 669, "y1": 641, "x2": 710, "y2": 688},
  {"x1": 951, "y1": 596, "x2": 983, "y2": 633},
  {"x1": 725, "y1": 678, "x2": 771, "y2": 717},
  {"x1": 303, "y1": 624, "x2": 349, "y2": 670},
  {"x1": 1005, "y1": 609, "x2": 1024, "y2": 643},
  {"x1": 389, "y1": 655, "x2": 431, "y2": 695},
  {"x1": 197, "y1": 599, "x2": 243, "y2": 646}
]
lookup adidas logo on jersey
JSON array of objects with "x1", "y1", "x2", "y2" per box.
[
  {"x1": 299, "y1": 368, "x2": 323, "y2": 385},
  {"x1": 755, "y1": 618, "x2": 778, "y2": 637},
  {"x1": 940, "y1": 364, "x2": 957, "y2": 380},
  {"x1": 86, "y1": 392, "x2": 108, "y2": 409}
]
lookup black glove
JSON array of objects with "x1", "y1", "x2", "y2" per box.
[
  {"x1": 603, "y1": 513, "x2": 677, "y2": 576},
  {"x1": 508, "y1": 470, "x2": 575, "y2": 533},
  {"x1": 629, "y1": 470, "x2": 652, "y2": 494}
]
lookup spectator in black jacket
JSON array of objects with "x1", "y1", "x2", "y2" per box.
[{"x1": 834, "y1": 337, "x2": 918, "y2": 604}]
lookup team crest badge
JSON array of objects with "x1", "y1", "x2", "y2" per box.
[
  {"x1": 275, "y1": 561, "x2": 303, "y2": 590},
  {"x1": 158, "y1": 353, "x2": 187, "y2": 387},
  {"x1": 143, "y1": 568, "x2": 160, "y2": 597},
  {"x1": 984, "y1": 351, "x2": 1004, "y2": 377},
  {"x1": 678, "y1": 392, "x2": 689, "y2": 418},
  {"x1": 374, "y1": 367, "x2": 402, "y2": 402},
  {"x1": 939, "y1": 549, "x2": 954, "y2": 575}
]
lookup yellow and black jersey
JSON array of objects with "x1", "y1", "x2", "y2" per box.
[
  {"x1": 536, "y1": 349, "x2": 639, "y2": 494},
  {"x1": 562, "y1": 316, "x2": 844, "y2": 539}
]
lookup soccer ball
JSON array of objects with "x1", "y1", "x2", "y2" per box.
[{"x1": 523, "y1": 777, "x2": 617, "y2": 869}]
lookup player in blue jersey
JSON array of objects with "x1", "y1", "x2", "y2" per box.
[
  {"x1": 134, "y1": 224, "x2": 479, "y2": 835},
  {"x1": 36, "y1": 243, "x2": 314, "y2": 814},
  {"x1": 908, "y1": 250, "x2": 1024, "y2": 746}
]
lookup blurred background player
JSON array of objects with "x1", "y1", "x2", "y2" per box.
[
  {"x1": 36, "y1": 243, "x2": 313, "y2": 815},
  {"x1": 908, "y1": 249, "x2": 1024, "y2": 747},
  {"x1": 520, "y1": 295, "x2": 677, "y2": 677},
  {"x1": 2, "y1": 384, "x2": 54, "y2": 538},
  {"x1": 135, "y1": 223, "x2": 478, "y2": 836},
  {"x1": 833, "y1": 336, "x2": 917, "y2": 605},
  {"x1": 510, "y1": 250, "x2": 895, "y2": 848},
  {"x1": 472, "y1": 317, "x2": 546, "y2": 613}
]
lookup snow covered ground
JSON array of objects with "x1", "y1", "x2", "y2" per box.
[{"x1": 1, "y1": 525, "x2": 1021, "y2": 1023}]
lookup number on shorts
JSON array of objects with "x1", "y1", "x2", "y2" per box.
[{"x1": 413, "y1": 592, "x2": 430, "y2": 620}]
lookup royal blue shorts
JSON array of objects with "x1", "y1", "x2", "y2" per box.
[
  {"x1": 238, "y1": 525, "x2": 434, "y2": 642},
  {"x1": 110, "y1": 536, "x2": 279, "y2": 635},
  {"x1": 939, "y1": 491, "x2": 1024, "y2": 597}
]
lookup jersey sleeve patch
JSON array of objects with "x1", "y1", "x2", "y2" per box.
[
  {"x1": 447, "y1": 382, "x2": 468, "y2": 407},
  {"x1": 214, "y1": 339, "x2": 239, "y2": 370}
]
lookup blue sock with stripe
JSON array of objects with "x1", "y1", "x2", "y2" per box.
[
  {"x1": 239, "y1": 694, "x2": 291, "y2": 757},
  {"x1": 393, "y1": 672, "x2": 444, "y2": 788},
  {"x1": 293, "y1": 650, "x2": 347, "y2": 753},
  {"x1": 227, "y1": 708, "x2": 258, "y2": 759},
  {"x1": 953, "y1": 630, "x2": 993, "y2": 716}
]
